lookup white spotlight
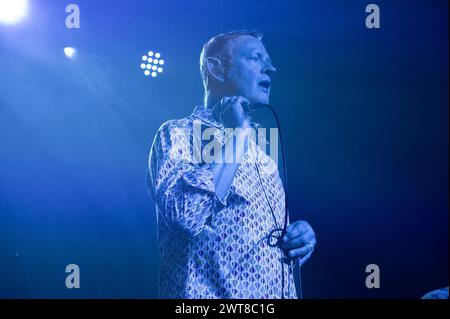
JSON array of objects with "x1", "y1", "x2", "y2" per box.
[
  {"x1": 0, "y1": 0, "x2": 29, "y2": 25},
  {"x1": 140, "y1": 50, "x2": 165, "y2": 78},
  {"x1": 64, "y1": 47, "x2": 76, "y2": 59}
]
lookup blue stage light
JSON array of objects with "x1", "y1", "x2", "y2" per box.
[
  {"x1": 64, "y1": 47, "x2": 76, "y2": 59},
  {"x1": 0, "y1": 0, "x2": 28, "y2": 25},
  {"x1": 140, "y1": 50, "x2": 165, "y2": 78}
]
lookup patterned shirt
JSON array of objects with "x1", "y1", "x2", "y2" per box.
[{"x1": 147, "y1": 105, "x2": 297, "y2": 299}]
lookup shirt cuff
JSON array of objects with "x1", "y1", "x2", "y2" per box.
[{"x1": 181, "y1": 164, "x2": 230, "y2": 208}]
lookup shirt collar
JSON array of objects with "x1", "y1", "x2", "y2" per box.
[{"x1": 191, "y1": 105, "x2": 224, "y2": 129}]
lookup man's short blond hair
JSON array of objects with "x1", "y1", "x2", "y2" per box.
[{"x1": 199, "y1": 30, "x2": 263, "y2": 90}]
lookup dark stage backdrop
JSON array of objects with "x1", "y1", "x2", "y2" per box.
[{"x1": 0, "y1": 0, "x2": 448, "y2": 298}]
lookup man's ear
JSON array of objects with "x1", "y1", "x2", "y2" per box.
[{"x1": 205, "y1": 57, "x2": 225, "y2": 83}]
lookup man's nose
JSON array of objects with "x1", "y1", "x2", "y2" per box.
[{"x1": 263, "y1": 62, "x2": 277, "y2": 76}]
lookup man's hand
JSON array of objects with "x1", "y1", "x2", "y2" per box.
[
  {"x1": 280, "y1": 221, "x2": 316, "y2": 266},
  {"x1": 213, "y1": 96, "x2": 251, "y2": 129},
  {"x1": 210, "y1": 96, "x2": 251, "y2": 202}
]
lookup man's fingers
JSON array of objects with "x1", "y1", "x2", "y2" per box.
[
  {"x1": 283, "y1": 221, "x2": 310, "y2": 242},
  {"x1": 287, "y1": 243, "x2": 314, "y2": 259},
  {"x1": 281, "y1": 230, "x2": 315, "y2": 249},
  {"x1": 280, "y1": 235, "x2": 306, "y2": 250},
  {"x1": 220, "y1": 96, "x2": 231, "y2": 111},
  {"x1": 236, "y1": 96, "x2": 250, "y2": 109},
  {"x1": 298, "y1": 251, "x2": 313, "y2": 267},
  {"x1": 221, "y1": 96, "x2": 249, "y2": 109}
]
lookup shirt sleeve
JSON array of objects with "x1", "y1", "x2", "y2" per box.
[{"x1": 147, "y1": 121, "x2": 229, "y2": 239}]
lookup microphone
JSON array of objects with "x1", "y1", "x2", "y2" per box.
[{"x1": 244, "y1": 102, "x2": 268, "y2": 112}]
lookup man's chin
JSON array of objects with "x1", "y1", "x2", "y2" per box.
[
  {"x1": 256, "y1": 97, "x2": 270, "y2": 106},
  {"x1": 250, "y1": 94, "x2": 269, "y2": 106}
]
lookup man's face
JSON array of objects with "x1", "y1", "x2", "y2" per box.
[{"x1": 223, "y1": 35, "x2": 276, "y2": 105}]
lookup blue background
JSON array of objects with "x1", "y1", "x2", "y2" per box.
[{"x1": 0, "y1": 0, "x2": 448, "y2": 298}]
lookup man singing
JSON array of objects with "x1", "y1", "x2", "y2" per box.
[{"x1": 148, "y1": 30, "x2": 316, "y2": 298}]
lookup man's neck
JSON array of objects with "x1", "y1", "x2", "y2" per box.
[{"x1": 204, "y1": 91, "x2": 223, "y2": 109}]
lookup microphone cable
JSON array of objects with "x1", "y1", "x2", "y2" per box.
[
  {"x1": 215, "y1": 99, "x2": 304, "y2": 299},
  {"x1": 250, "y1": 103, "x2": 303, "y2": 300}
]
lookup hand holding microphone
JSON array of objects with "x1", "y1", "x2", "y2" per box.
[
  {"x1": 214, "y1": 96, "x2": 251, "y2": 129},
  {"x1": 213, "y1": 95, "x2": 270, "y2": 128}
]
